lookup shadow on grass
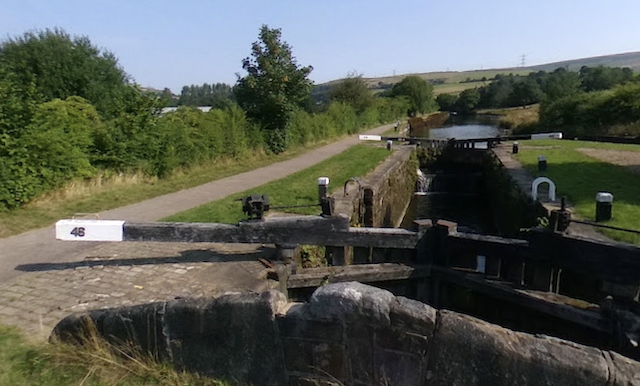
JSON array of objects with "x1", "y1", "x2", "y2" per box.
[
  {"x1": 519, "y1": 155, "x2": 640, "y2": 244},
  {"x1": 523, "y1": 160, "x2": 640, "y2": 209},
  {"x1": 15, "y1": 246, "x2": 274, "y2": 273}
]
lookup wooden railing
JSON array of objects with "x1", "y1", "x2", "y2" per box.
[{"x1": 57, "y1": 214, "x2": 640, "y2": 341}]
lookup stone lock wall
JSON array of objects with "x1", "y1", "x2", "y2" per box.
[
  {"x1": 53, "y1": 282, "x2": 640, "y2": 386},
  {"x1": 333, "y1": 145, "x2": 417, "y2": 228}
]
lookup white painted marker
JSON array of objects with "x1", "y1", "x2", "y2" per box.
[
  {"x1": 359, "y1": 135, "x2": 382, "y2": 141},
  {"x1": 531, "y1": 132, "x2": 563, "y2": 140},
  {"x1": 55, "y1": 219, "x2": 125, "y2": 241}
]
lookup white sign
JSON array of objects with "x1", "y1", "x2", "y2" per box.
[
  {"x1": 531, "y1": 132, "x2": 563, "y2": 140},
  {"x1": 359, "y1": 135, "x2": 382, "y2": 141},
  {"x1": 56, "y1": 219, "x2": 124, "y2": 241}
]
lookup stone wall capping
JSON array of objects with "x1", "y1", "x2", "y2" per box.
[
  {"x1": 390, "y1": 296, "x2": 437, "y2": 336},
  {"x1": 52, "y1": 282, "x2": 640, "y2": 386},
  {"x1": 308, "y1": 281, "x2": 396, "y2": 327}
]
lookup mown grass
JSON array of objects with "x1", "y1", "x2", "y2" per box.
[
  {"x1": 515, "y1": 139, "x2": 640, "y2": 244},
  {"x1": 164, "y1": 144, "x2": 391, "y2": 224},
  {"x1": 432, "y1": 81, "x2": 486, "y2": 96},
  {"x1": 0, "y1": 324, "x2": 227, "y2": 386},
  {"x1": 367, "y1": 69, "x2": 534, "y2": 97},
  {"x1": 0, "y1": 140, "x2": 337, "y2": 238},
  {"x1": 362, "y1": 69, "x2": 532, "y2": 88}
]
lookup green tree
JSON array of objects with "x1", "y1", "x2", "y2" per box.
[
  {"x1": 580, "y1": 66, "x2": 634, "y2": 92},
  {"x1": 607, "y1": 83, "x2": 640, "y2": 124},
  {"x1": 543, "y1": 68, "x2": 581, "y2": 101},
  {"x1": 0, "y1": 28, "x2": 129, "y2": 116},
  {"x1": 435, "y1": 93, "x2": 457, "y2": 111},
  {"x1": 0, "y1": 69, "x2": 39, "y2": 209},
  {"x1": 26, "y1": 97, "x2": 97, "y2": 180},
  {"x1": 177, "y1": 83, "x2": 233, "y2": 107},
  {"x1": 92, "y1": 85, "x2": 162, "y2": 172},
  {"x1": 507, "y1": 79, "x2": 544, "y2": 108},
  {"x1": 160, "y1": 88, "x2": 178, "y2": 107},
  {"x1": 0, "y1": 67, "x2": 38, "y2": 137},
  {"x1": 455, "y1": 88, "x2": 481, "y2": 114},
  {"x1": 328, "y1": 73, "x2": 374, "y2": 113},
  {"x1": 234, "y1": 25, "x2": 313, "y2": 153},
  {"x1": 390, "y1": 75, "x2": 434, "y2": 115},
  {"x1": 539, "y1": 92, "x2": 610, "y2": 135}
]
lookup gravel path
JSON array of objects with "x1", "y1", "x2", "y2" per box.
[{"x1": 577, "y1": 148, "x2": 640, "y2": 175}]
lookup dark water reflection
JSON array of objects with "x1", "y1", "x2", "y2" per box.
[
  {"x1": 429, "y1": 117, "x2": 501, "y2": 149},
  {"x1": 404, "y1": 193, "x2": 496, "y2": 234},
  {"x1": 404, "y1": 118, "x2": 501, "y2": 233},
  {"x1": 429, "y1": 124, "x2": 500, "y2": 141},
  {"x1": 412, "y1": 116, "x2": 502, "y2": 141}
]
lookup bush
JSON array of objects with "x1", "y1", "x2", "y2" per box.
[
  {"x1": 0, "y1": 97, "x2": 98, "y2": 209},
  {"x1": 539, "y1": 84, "x2": 640, "y2": 137}
]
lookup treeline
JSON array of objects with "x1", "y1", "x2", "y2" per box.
[
  {"x1": 436, "y1": 66, "x2": 636, "y2": 114},
  {"x1": 0, "y1": 28, "x2": 408, "y2": 210},
  {"x1": 435, "y1": 66, "x2": 640, "y2": 136},
  {"x1": 176, "y1": 83, "x2": 233, "y2": 107}
]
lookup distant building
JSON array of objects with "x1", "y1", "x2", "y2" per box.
[
  {"x1": 160, "y1": 106, "x2": 212, "y2": 115},
  {"x1": 160, "y1": 107, "x2": 178, "y2": 115}
]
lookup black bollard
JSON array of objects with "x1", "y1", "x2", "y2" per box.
[
  {"x1": 317, "y1": 177, "x2": 329, "y2": 203},
  {"x1": 318, "y1": 177, "x2": 332, "y2": 216},
  {"x1": 538, "y1": 155, "x2": 547, "y2": 171},
  {"x1": 595, "y1": 192, "x2": 613, "y2": 222}
]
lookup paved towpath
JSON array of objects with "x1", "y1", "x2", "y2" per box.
[
  {"x1": 0, "y1": 124, "x2": 395, "y2": 339},
  {"x1": 0, "y1": 123, "x2": 394, "y2": 283}
]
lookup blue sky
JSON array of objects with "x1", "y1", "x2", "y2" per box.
[{"x1": 2, "y1": 0, "x2": 640, "y2": 93}]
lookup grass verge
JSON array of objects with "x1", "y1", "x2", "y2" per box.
[
  {"x1": 515, "y1": 139, "x2": 640, "y2": 244},
  {"x1": 0, "y1": 139, "x2": 338, "y2": 238},
  {"x1": 164, "y1": 144, "x2": 391, "y2": 224},
  {"x1": 0, "y1": 323, "x2": 227, "y2": 386}
]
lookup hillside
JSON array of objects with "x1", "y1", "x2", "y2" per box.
[
  {"x1": 316, "y1": 51, "x2": 640, "y2": 97},
  {"x1": 526, "y1": 51, "x2": 640, "y2": 72}
]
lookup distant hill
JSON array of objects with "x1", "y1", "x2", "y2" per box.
[
  {"x1": 316, "y1": 51, "x2": 640, "y2": 96},
  {"x1": 526, "y1": 51, "x2": 640, "y2": 72}
]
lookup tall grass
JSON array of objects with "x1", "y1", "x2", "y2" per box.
[{"x1": 0, "y1": 323, "x2": 228, "y2": 386}]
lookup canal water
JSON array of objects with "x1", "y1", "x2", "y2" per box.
[
  {"x1": 411, "y1": 115, "x2": 501, "y2": 140},
  {"x1": 426, "y1": 116, "x2": 501, "y2": 149},
  {"x1": 403, "y1": 118, "x2": 501, "y2": 233},
  {"x1": 428, "y1": 116, "x2": 502, "y2": 139}
]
